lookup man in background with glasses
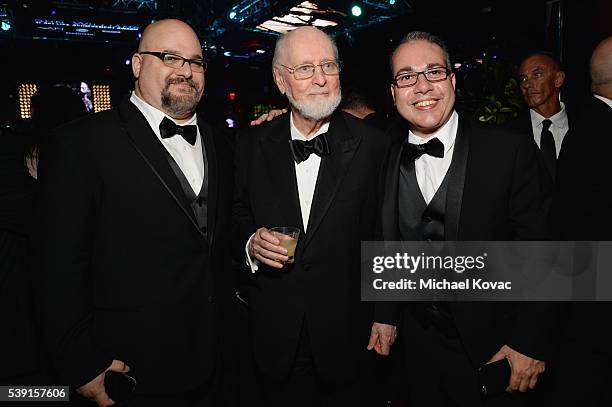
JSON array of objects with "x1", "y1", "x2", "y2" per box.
[
  {"x1": 233, "y1": 26, "x2": 393, "y2": 406},
  {"x1": 376, "y1": 31, "x2": 560, "y2": 406},
  {"x1": 35, "y1": 19, "x2": 233, "y2": 406}
]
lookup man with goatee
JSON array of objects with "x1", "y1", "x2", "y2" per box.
[{"x1": 35, "y1": 19, "x2": 233, "y2": 407}]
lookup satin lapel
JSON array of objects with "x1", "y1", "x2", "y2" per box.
[
  {"x1": 199, "y1": 119, "x2": 217, "y2": 249},
  {"x1": 116, "y1": 99, "x2": 202, "y2": 239},
  {"x1": 260, "y1": 114, "x2": 304, "y2": 231},
  {"x1": 382, "y1": 139, "x2": 404, "y2": 240},
  {"x1": 303, "y1": 113, "x2": 361, "y2": 249},
  {"x1": 444, "y1": 118, "x2": 470, "y2": 241}
]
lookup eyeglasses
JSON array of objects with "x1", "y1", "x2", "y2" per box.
[
  {"x1": 278, "y1": 61, "x2": 341, "y2": 80},
  {"x1": 392, "y1": 67, "x2": 451, "y2": 88},
  {"x1": 139, "y1": 51, "x2": 207, "y2": 73}
]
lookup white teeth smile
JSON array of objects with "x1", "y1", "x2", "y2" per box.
[{"x1": 415, "y1": 100, "x2": 436, "y2": 107}]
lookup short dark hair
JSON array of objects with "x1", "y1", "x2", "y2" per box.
[
  {"x1": 390, "y1": 31, "x2": 452, "y2": 74},
  {"x1": 520, "y1": 50, "x2": 563, "y2": 71},
  {"x1": 341, "y1": 88, "x2": 374, "y2": 111}
]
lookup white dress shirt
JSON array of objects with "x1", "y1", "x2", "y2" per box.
[
  {"x1": 408, "y1": 111, "x2": 458, "y2": 204},
  {"x1": 529, "y1": 102, "x2": 569, "y2": 159},
  {"x1": 594, "y1": 94, "x2": 612, "y2": 110},
  {"x1": 130, "y1": 92, "x2": 204, "y2": 194},
  {"x1": 246, "y1": 112, "x2": 330, "y2": 272}
]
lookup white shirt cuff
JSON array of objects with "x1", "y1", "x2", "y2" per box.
[{"x1": 245, "y1": 233, "x2": 259, "y2": 273}]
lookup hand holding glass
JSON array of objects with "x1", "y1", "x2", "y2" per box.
[{"x1": 269, "y1": 227, "x2": 300, "y2": 264}]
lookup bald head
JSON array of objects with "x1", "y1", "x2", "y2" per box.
[
  {"x1": 138, "y1": 19, "x2": 200, "y2": 53},
  {"x1": 591, "y1": 36, "x2": 612, "y2": 98}
]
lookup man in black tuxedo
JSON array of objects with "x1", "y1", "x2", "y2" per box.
[
  {"x1": 35, "y1": 19, "x2": 233, "y2": 407},
  {"x1": 517, "y1": 52, "x2": 569, "y2": 181},
  {"x1": 233, "y1": 26, "x2": 392, "y2": 406},
  {"x1": 552, "y1": 35, "x2": 612, "y2": 407},
  {"x1": 378, "y1": 31, "x2": 558, "y2": 406}
]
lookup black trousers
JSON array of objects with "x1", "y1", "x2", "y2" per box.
[
  {"x1": 258, "y1": 319, "x2": 381, "y2": 407},
  {"x1": 550, "y1": 337, "x2": 612, "y2": 407},
  {"x1": 401, "y1": 312, "x2": 529, "y2": 407}
]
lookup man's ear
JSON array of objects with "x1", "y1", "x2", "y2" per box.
[
  {"x1": 390, "y1": 84, "x2": 397, "y2": 106},
  {"x1": 554, "y1": 71, "x2": 566, "y2": 88},
  {"x1": 273, "y1": 67, "x2": 286, "y2": 95},
  {"x1": 132, "y1": 53, "x2": 142, "y2": 79}
]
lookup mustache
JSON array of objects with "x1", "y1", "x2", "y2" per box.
[{"x1": 166, "y1": 77, "x2": 198, "y2": 89}]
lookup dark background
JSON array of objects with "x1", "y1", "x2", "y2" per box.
[{"x1": 0, "y1": 0, "x2": 610, "y2": 130}]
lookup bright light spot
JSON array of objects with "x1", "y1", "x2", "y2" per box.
[
  {"x1": 351, "y1": 5, "x2": 362, "y2": 17},
  {"x1": 229, "y1": 11, "x2": 237, "y2": 20},
  {"x1": 256, "y1": 49, "x2": 265, "y2": 54},
  {"x1": 1, "y1": 21, "x2": 10, "y2": 31},
  {"x1": 125, "y1": 59, "x2": 130, "y2": 65},
  {"x1": 389, "y1": 0, "x2": 396, "y2": 4},
  {"x1": 454, "y1": 63, "x2": 462, "y2": 69},
  {"x1": 223, "y1": 51, "x2": 231, "y2": 57},
  {"x1": 225, "y1": 118, "x2": 235, "y2": 128}
]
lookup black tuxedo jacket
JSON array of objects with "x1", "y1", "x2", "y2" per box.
[
  {"x1": 34, "y1": 98, "x2": 234, "y2": 393},
  {"x1": 379, "y1": 118, "x2": 560, "y2": 366},
  {"x1": 553, "y1": 95, "x2": 612, "y2": 351},
  {"x1": 232, "y1": 112, "x2": 389, "y2": 383}
]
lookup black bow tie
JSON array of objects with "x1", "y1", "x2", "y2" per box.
[
  {"x1": 402, "y1": 137, "x2": 444, "y2": 162},
  {"x1": 159, "y1": 117, "x2": 197, "y2": 145},
  {"x1": 289, "y1": 133, "x2": 331, "y2": 164}
]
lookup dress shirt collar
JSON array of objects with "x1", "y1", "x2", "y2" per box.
[
  {"x1": 130, "y1": 92, "x2": 198, "y2": 138},
  {"x1": 594, "y1": 94, "x2": 612, "y2": 110},
  {"x1": 290, "y1": 111, "x2": 330, "y2": 142},
  {"x1": 530, "y1": 102, "x2": 568, "y2": 130},
  {"x1": 408, "y1": 110, "x2": 458, "y2": 157}
]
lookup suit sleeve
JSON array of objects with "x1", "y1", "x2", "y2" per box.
[
  {"x1": 505, "y1": 132, "x2": 563, "y2": 361},
  {"x1": 34, "y1": 132, "x2": 112, "y2": 387},
  {"x1": 231, "y1": 132, "x2": 257, "y2": 265}
]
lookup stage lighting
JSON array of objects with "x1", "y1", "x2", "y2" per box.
[
  {"x1": 18, "y1": 84, "x2": 37, "y2": 119},
  {"x1": 229, "y1": 11, "x2": 237, "y2": 20},
  {"x1": 92, "y1": 85, "x2": 111, "y2": 113},
  {"x1": 351, "y1": 5, "x2": 362, "y2": 17}
]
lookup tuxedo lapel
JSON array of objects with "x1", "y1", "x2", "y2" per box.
[
  {"x1": 260, "y1": 114, "x2": 304, "y2": 231},
  {"x1": 199, "y1": 119, "x2": 217, "y2": 249},
  {"x1": 116, "y1": 99, "x2": 204, "y2": 239},
  {"x1": 445, "y1": 118, "x2": 470, "y2": 241},
  {"x1": 304, "y1": 113, "x2": 361, "y2": 249}
]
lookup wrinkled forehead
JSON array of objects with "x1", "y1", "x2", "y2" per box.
[
  {"x1": 519, "y1": 56, "x2": 558, "y2": 74},
  {"x1": 282, "y1": 32, "x2": 336, "y2": 65},
  {"x1": 392, "y1": 40, "x2": 446, "y2": 73}
]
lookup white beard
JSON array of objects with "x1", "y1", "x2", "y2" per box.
[{"x1": 286, "y1": 90, "x2": 342, "y2": 121}]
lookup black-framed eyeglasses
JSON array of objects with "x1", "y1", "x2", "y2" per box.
[
  {"x1": 278, "y1": 61, "x2": 342, "y2": 80},
  {"x1": 392, "y1": 67, "x2": 451, "y2": 88},
  {"x1": 139, "y1": 51, "x2": 207, "y2": 73}
]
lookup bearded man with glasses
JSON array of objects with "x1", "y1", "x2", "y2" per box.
[
  {"x1": 232, "y1": 26, "x2": 392, "y2": 406},
  {"x1": 34, "y1": 19, "x2": 234, "y2": 407}
]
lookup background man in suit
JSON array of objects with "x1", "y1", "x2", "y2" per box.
[
  {"x1": 379, "y1": 31, "x2": 558, "y2": 406},
  {"x1": 233, "y1": 26, "x2": 392, "y2": 406},
  {"x1": 518, "y1": 52, "x2": 569, "y2": 180},
  {"x1": 552, "y1": 35, "x2": 612, "y2": 407},
  {"x1": 35, "y1": 19, "x2": 233, "y2": 407}
]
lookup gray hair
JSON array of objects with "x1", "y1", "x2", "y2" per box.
[
  {"x1": 390, "y1": 31, "x2": 452, "y2": 74},
  {"x1": 272, "y1": 27, "x2": 339, "y2": 75}
]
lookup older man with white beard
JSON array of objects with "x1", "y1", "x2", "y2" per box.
[{"x1": 232, "y1": 26, "x2": 393, "y2": 406}]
